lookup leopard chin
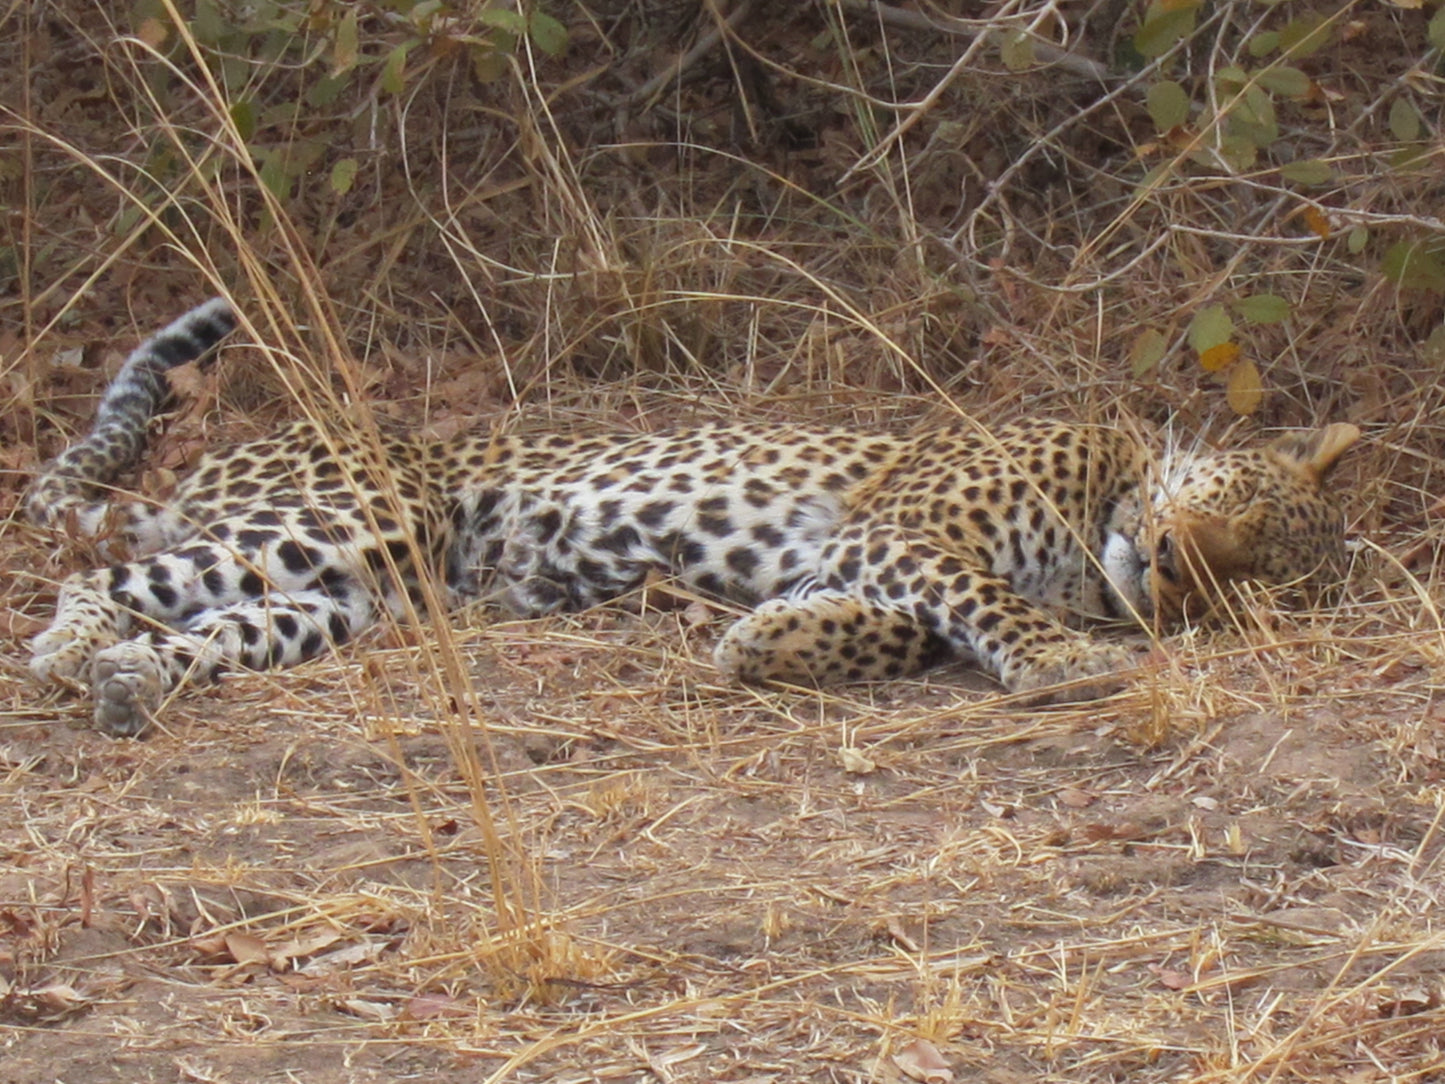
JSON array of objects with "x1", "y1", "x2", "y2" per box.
[{"x1": 1101, "y1": 531, "x2": 1153, "y2": 621}]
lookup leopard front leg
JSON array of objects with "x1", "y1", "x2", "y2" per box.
[
  {"x1": 720, "y1": 526, "x2": 1141, "y2": 700},
  {"x1": 88, "y1": 588, "x2": 377, "y2": 736},
  {"x1": 991, "y1": 635, "x2": 1138, "y2": 702},
  {"x1": 846, "y1": 527, "x2": 1140, "y2": 700}
]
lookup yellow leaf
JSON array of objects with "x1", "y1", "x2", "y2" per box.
[
  {"x1": 1000, "y1": 32, "x2": 1034, "y2": 72},
  {"x1": 1226, "y1": 358, "x2": 1264, "y2": 414},
  {"x1": 1199, "y1": 341, "x2": 1240, "y2": 372},
  {"x1": 1300, "y1": 205, "x2": 1329, "y2": 237},
  {"x1": 1129, "y1": 328, "x2": 1168, "y2": 376},
  {"x1": 137, "y1": 17, "x2": 169, "y2": 47},
  {"x1": 332, "y1": 8, "x2": 359, "y2": 77}
]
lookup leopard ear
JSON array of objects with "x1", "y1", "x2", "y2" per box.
[{"x1": 1266, "y1": 423, "x2": 1360, "y2": 485}]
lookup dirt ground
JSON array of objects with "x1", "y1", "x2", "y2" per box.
[
  {"x1": 5, "y1": 2, "x2": 1445, "y2": 1081},
  {"x1": 5, "y1": 574, "x2": 1445, "y2": 1082}
]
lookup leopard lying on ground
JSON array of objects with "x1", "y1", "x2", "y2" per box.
[{"x1": 25, "y1": 298, "x2": 1360, "y2": 736}]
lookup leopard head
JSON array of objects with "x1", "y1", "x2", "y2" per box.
[{"x1": 1139, "y1": 423, "x2": 1361, "y2": 621}]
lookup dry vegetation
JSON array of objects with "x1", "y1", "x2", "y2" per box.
[{"x1": 3, "y1": 0, "x2": 1445, "y2": 1080}]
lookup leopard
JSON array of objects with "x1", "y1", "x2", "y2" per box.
[{"x1": 24, "y1": 298, "x2": 1360, "y2": 736}]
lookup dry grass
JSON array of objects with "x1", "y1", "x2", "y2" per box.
[{"x1": 4, "y1": 1, "x2": 1445, "y2": 1081}]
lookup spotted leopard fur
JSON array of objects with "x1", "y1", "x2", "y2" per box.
[{"x1": 27, "y1": 299, "x2": 1360, "y2": 735}]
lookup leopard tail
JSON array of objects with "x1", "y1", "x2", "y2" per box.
[{"x1": 25, "y1": 298, "x2": 237, "y2": 533}]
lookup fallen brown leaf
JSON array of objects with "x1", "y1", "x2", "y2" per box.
[{"x1": 893, "y1": 1038, "x2": 953, "y2": 1083}]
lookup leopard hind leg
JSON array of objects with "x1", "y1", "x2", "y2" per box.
[
  {"x1": 31, "y1": 536, "x2": 378, "y2": 735},
  {"x1": 30, "y1": 572, "x2": 133, "y2": 686},
  {"x1": 90, "y1": 587, "x2": 376, "y2": 736},
  {"x1": 714, "y1": 590, "x2": 951, "y2": 685},
  {"x1": 29, "y1": 539, "x2": 312, "y2": 686}
]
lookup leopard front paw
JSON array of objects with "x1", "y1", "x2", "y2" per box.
[
  {"x1": 1002, "y1": 638, "x2": 1140, "y2": 703},
  {"x1": 91, "y1": 642, "x2": 166, "y2": 737}
]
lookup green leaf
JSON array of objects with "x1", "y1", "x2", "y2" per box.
[
  {"x1": 288, "y1": 139, "x2": 325, "y2": 177},
  {"x1": 1390, "y1": 144, "x2": 1432, "y2": 172},
  {"x1": 1382, "y1": 240, "x2": 1445, "y2": 293},
  {"x1": 1146, "y1": 80, "x2": 1189, "y2": 131},
  {"x1": 1187, "y1": 304, "x2": 1234, "y2": 353},
  {"x1": 239, "y1": 0, "x2": 278, "y2": 32},
  {"x1": 191, "y1": 0, "x2": 226, "y2": 47},
  {"x1": 529, "y1": 12, "x2": 568, "y2": 57},
  {"x1": 1279, "y1": 159, "x2": 1334, "y2": 186},
  {"x1": 381, "y1": 41, "x2": 414, "y2": 95},
  {"x1": 1346, "y1": 226, "x2": 1369, "y2": 255},
  {"x1": 1239, "y1": 85, "x2": 1279, "y2": 144},
  {"x1": 1432, "y1": 5, "x2": 1445, "y2": 52},
  {"x1": 1278, "y1": 14, "x2": 1332, "y2": 59},
  {"x1": 1129, "y1": 328, "x2": 1168, "y2": 377},
  {"x1": 114, "y1": 201, "x2": 147, "y2": 237},
  {"x1": 263, "y1": 3, "x2": 300, "y2": 33},
  {"x1": 1214, "y1": 65, "x2": 1248, "y2": 90},
  {"x1": 1246, "y1": 30, "x2": 1279, "y2": 57},
  {"x1": 220, "y1": 55, "x2": 249, "y2": 93},
  {"x1": 1138, "y1": 163, "x2": 1172, "y2": 188},
  {"x1": 258, "y1": 26, "x2": 293, "y2": 62},
  {"x1": 1133, "y1": 2, "x2": 1199, "y2": 59},
  {"x1": 307, "y1": 73, "x2": 349, "y2": 107},
  {"x1": 1257, "y1": 66, "x2": 1310, "y2": 97},
  {"x1": 1424, "y1": 325, "x2": 1445, "y2": 364},
  {"x1": 471, "y1": 43, "x2": 507, "y2": 83},
  {"x1": 330, "y1": 157, "x2": 358, "y2": 195},
  {"x1": 229, "y1": 98, "x2": 257, "y2": 142},
  {"x1": 1234, "y1": 294, "x2": 1291, "y2": 325},
  {"x1": 480, "y1": 7, "x2": 527, "y2": 33},
  {"x1": 258, "y1": 154, "x2": 292, "y2": 202},
  {"x1": 1215, "y1": 132, "x2": 1258, "y2": 172},
  {"x1": 415, "y1": 0, "x2": 449, "y2": 30},
  {"x1": 1390, "y1": 98, "x2": 1421, "y2": 142}
]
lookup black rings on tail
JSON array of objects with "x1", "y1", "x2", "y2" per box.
[{"x1": 26, "y1": 298, "x2": 238, "y2": 531}]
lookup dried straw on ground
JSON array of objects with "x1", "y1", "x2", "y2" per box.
[{"x1": 3, "y1": 3, "x2": 1445, "y2": 1081}]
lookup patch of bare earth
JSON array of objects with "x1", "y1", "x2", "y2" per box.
[{"x1": 3, "y1": 586, "x2": 1445, "y2": 1082}]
